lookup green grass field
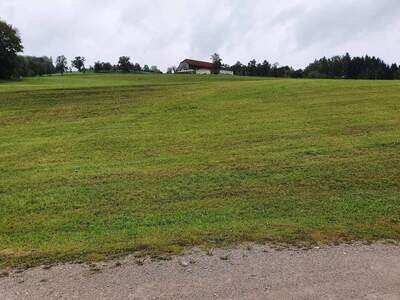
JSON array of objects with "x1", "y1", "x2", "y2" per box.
[{"x1": 1, "y1": 74, "x2": 399, "y2": 268}]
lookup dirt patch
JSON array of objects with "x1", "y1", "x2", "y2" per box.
[{"x1": 0, "y1": 242, "x2": 399, "y2": 299}]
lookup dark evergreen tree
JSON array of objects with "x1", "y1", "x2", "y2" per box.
[
  {"x1": 304, "y1": 54, "x2": 396, "y2": 80},
  {"x1": 143, "y1": 64, "x2": 150, "y2": 72},
  {"x1": 260, "y1": 60, "x2": 271, "y2": 77},
  {"x1": 247, "y1": 59, "x2": 257, "y2": 76},
  {"x1": 133, "y1": 63, "x2": 142, "y2": 72}
]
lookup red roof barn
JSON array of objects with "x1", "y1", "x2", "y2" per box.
[{"x1": 176, "y1": 59, "x2": 215, "y2": 74}]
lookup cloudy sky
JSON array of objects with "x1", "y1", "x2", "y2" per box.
[{"x1": 1, "y1": 0, "x2": 400, "y2": 71}]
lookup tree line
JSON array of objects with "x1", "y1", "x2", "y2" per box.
[
  {"x1": 304, "y1": 54, "x2": 400, "y2": 80},
  {"x1": 0, "y1": 20, "x2": 161, "y2": 79},
  {"x1": 94, "y1": 56, "x2": 161, "y2": 73},
  {"x1": 226, "y1": 54, "x2": 400, "y2": 79},
  {"x1": 1, "y1": 19, "x2": 399, "y2": 80},
  {"x1": 229, "y1": 60, "x2": 303, "y2": 78},
  {"x1": 205, "y1": 53, "x2": 400, "y2": 79}
]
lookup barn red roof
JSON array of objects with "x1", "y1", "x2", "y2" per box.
[{"x1": 182, "y1": 59, "x2": 214, "y2": 69}]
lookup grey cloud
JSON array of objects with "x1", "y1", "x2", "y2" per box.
[
  {"x1": 293, "y1": 0, "x2": 400, "y2": 50},
  {"x1": 1, "y1": 0, "x2": 399, "y2": 71}
]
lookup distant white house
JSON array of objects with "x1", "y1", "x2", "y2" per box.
[{"x1": 176, "y1": 59, "x2": 233, "y2": 75}]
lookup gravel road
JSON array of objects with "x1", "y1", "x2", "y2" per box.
[{"x1": 1, "y1": 243, "x2": 399, "y2": 299}]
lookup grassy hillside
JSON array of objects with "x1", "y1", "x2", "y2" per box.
[{"x1": 1, "y1": 74, "x2": 399, "y2": 267}]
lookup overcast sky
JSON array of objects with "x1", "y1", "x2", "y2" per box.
[{"x1": 1, "y1": 0, "x2": 400, "y2": 71}]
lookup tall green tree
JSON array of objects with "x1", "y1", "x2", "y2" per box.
[
  {"x1": 133, "y1": 63, "x2": 142, "y2": 72},
  {"x1": 118, "y1": 56, "x2": 133, "y2": 72},
  {"x1": 55, "y1": 55, "x2": 68, "y2": 75},
  {"x1": 260, "y1": 60, "x2": 271, "y2": 76},
  {"x1": 247, "y1": 59, "x2": 257, "y2": 76},
  {"x1": 231, "y1": 61, "x2": 244, "y2": 76},
  {"x1": 210, "y1": 53, "x2": 222, "y2": 74},
  {"x1": 0, "y1": 20, "x2": 23, "y2": 79},
  {"x1": 143, "y1": 64, "x2": 150, "y2": 72},
  {"x1": 71, "y1": 56, "x2": 86, "y2": 72}
]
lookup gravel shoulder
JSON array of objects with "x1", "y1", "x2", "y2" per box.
[{"x1": 1, "y1": 242, "x2": 399, "y2": 299}]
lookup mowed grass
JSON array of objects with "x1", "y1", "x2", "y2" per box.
[{"x1": 1, "y1": 74, "x2": 399, "y2": 268}]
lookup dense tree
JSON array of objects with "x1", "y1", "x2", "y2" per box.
[
  {"x1": 229, "y1": 54, "x2": 397, "y2": 80},
  {"x1": 304, "y1": 54, "x2": 396, "y2": 80},
  {"x1": 390, "y1": 64, "x2": 400, "y2": 80},
  {"x1": 231, "y1": 61, "x2": 244, "y2": 76},
  {"x1": 291, "y1": 69, "x2": 304, "y2": 78},
  {"x1": 16, "y1": 56, "x2": 55, "y2": 77},
  {"x1": 55, "y1": 55, "x2": 68, "y2": 75},
  {"x1": 0, "y1": 20, "x2": 24, "y2": 79},
  {"x1": 133, "y1": 63, "x2": 142, "y2": 72},
  {"x1": 230, "y1": 59, "x2": 296, "y2": 78},
  {"x1": 247, "y1": 59, "x2": 257, "y2": 76},
  {"x1": 95, "y1": 58, "x2": 156, "y2": 73},
  {"x1": 210, "y1": 53, "x2": 222, "y2": 74},
  {"x1": 118, "y1": 56, "x2": 133, "y2": 72},
  {"x1": 103, "y1": 62, "x2": 113, "y2": 72},
  {"x1": 143, "y1": 64, "x2": 150, "y2": 72},
  {"x1": 71, "y1": 56, "x2": 86, "y2": 72},
  {"x1": 93, "y1": 62, "x2": 101, "y2": 72},
  {"x1": 94, "y1": 61, "x2": 112, "y2": 73},
  {"x1": 260, "y1": 60, "x2": 271, "y2": 77}
]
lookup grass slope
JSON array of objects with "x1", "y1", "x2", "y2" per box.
[{"x1": 1, "y1": 74, "x2": 399, "y2": 267}]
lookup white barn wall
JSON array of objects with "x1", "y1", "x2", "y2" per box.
[
  {"x1": 220, "y1": 70, "x2": 234, "y2": 75},
  {"x1": 196, "y1": 69, "x2": 211, "y2": 75}
]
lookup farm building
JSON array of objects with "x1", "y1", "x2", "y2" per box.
[{"x1": 176, "y1": 59, "x2": 233, "y2": 75}]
